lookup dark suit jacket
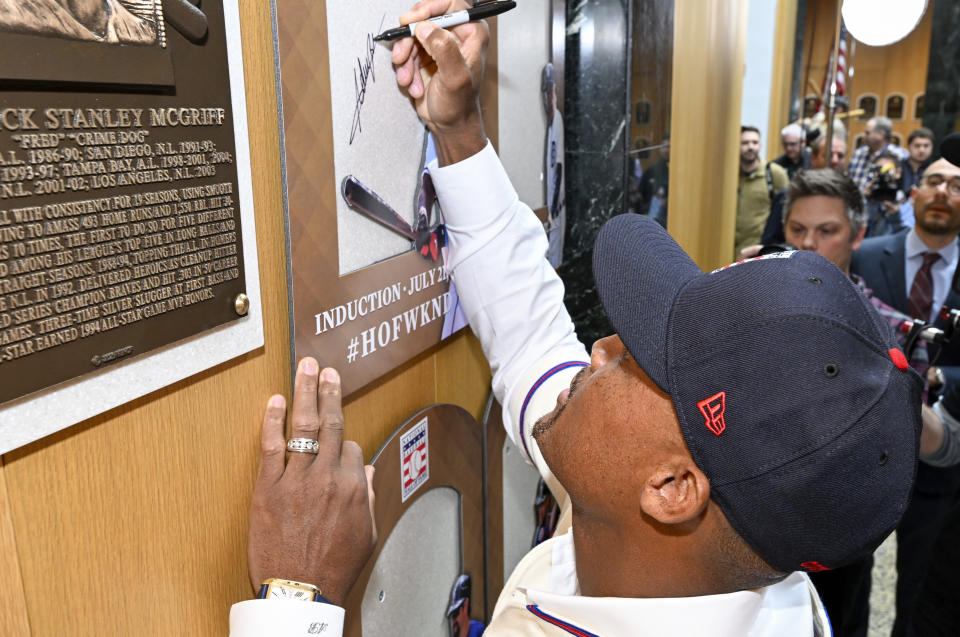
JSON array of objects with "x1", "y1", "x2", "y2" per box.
[
  {"x1": 760, "y1": 190, "x2": 787, "y2": 245},
  {"x1": 852, "y1": 230, "x2": 960, "y2": 492}
]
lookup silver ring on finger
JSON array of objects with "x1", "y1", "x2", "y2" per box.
[{"x1": 286, "y1": 438, "x2": 319, "y2": 454}]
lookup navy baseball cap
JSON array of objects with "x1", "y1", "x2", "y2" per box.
[
  {"x1": 446, "y1": 574, "x2": 471, "y2": 616},
  {"x1": 592, "y1": 213, "x2": 922, "y2": 574}
]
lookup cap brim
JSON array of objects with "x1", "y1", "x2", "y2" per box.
[
  {"x1": 592, "y1": 214, "x2": 702, "y2": 391},
  {"x1": 446, "y1": 598, "x2": 466, "y2": 616}
]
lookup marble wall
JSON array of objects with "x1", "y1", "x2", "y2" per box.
[
  {"x1": 558, "y1": 0, "x2": 630, "y2": 345},
  {"x1": 921, "y1": 0, "x2": 960, "y2": 144}
]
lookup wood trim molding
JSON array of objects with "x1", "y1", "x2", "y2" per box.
[
  {"x1": 668, "y1": 0, "x2": 750, "y2": 268},
  {"x1": 768, "y1": 0, "x2": 800, "y2": 161}
]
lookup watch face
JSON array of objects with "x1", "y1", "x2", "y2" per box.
[{"x1": 266, "y1": 581, "x2": 316, "y2": 601}]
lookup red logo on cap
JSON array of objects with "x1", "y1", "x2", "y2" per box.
[
  {"x1": 801, "y1": 561, "x2": 832, "y2": 572},
  {"x1": 697, "y1": 392, "x2": 727, "y2": 436}
]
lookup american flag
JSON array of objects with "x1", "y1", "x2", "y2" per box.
[{"x1": 817, "y1": 23, "x2": 847, "y2": 114}]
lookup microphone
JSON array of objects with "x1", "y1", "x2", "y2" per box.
[
  {"x1": 900, "y1": 306, "x2": 960, "y2": 357},
  {"x1": 899, "y1": 320, "x2": 946, "y2": 346},
  {"x1": 942, "y1": 132, "x2": 960, "y2": 166}
]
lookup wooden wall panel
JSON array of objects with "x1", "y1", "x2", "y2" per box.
[
  {"x1": 668, "y1": 0, "x2": 749, "y2": 269},
  {"x1": 0, "y1": 466, "x2": 29, "y2": 635},
  {"x1": 345, "y1": 349, "x2": 438, "y2": 459},
  {"x1": 434, "y1": 331, "x2": 492, "y2": 426},
  {"x1": 800, "y1": 0, "x2": 932, "y2": 147},
  {"x1": 0, "y1": 3, "x2": 498, "y2": 636}
]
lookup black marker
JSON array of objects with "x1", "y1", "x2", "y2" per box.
[{"x1": 373, "y1": 1, "x2": 516, "y2": 42}]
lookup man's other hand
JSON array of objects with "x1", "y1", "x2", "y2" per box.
[
  {"x1": 392, "y1": 0, "x2": 488, "y2": 165},
  {"x1": 247, "y1": 359, "x2": 377, "y2": 606}
]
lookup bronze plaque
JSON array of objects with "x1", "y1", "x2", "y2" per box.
[{"x1": 0, "y1": 1, "x2": 246, "y2": 404}]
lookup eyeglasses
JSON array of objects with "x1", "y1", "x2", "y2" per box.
[{"x1": 920, "y1": 174, "x2": 960, "y2": 197}]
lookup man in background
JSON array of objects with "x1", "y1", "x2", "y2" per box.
[
  {"x1": 772, "y1": 123, "x2": 810, "y2": 179},
  {"x1": 863, "y1": 150, "x2": 909, "y2": 237},
  {"x1": 810, "y1": 133, "x2": 847, "y2": 172},
  {"x1": 880, "y1": 129, "x2": 938, "y2": 239},
  {"x1": 852, "y1": 157, "x2": 960, "y2": 384},
  {"x1": 783, "y1": 170, "x2": 864, "y2": 281},
  {"x1": 737, "y1": 125, "x2": 788, "y2": 254},
  {"x1": 848, "y1": 116, "x2": 906, "y2": 192},
  {"x1": 851, "y1": 156, "x2": 960, "y2": 637},
  {"x1": 759, "y1": 125, "x2": 847, "y2": 244},
  {"x1": 902, "y1": 127, "x2": 935, "y2": 193}
]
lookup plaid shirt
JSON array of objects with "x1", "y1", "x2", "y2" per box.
[
  {"x1": 853, "y1": 273, "x2": 929, "y2": 373},
  {"x1": 848, "y1": 143, "x2": 909, "y2": 191}
]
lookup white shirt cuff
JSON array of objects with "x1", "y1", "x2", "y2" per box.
[{"x1": 229, "y1": 599, "x2": 345, "y2": 637}]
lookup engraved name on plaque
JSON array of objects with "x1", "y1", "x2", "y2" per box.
[{"x1": 0, "y1": 0, "x2": 248, "y2": 404}]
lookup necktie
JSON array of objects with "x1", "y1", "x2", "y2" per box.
[{"x1": 908, "y1": 252, "x2": 941, "y2": 322}]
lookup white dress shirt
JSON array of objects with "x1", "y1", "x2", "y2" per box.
[{"x1": 490, "y1": 530, "x2": 830, "y2": 636}]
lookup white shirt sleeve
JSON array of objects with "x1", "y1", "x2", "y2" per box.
[
  {"x1": 229, "y1": 599, "x2": 345, "y2": 636},
  {"x1": 430, "y1": 142, "x2": 589, "y2": 478}
]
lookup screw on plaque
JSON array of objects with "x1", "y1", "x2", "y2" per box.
[{"x1": 234, "y1": 293, "x2": 249, "y2": 316}]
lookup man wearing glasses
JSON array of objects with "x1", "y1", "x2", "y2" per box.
[
  {"x1": 851, "y1": 156, "x2": 960, "y2": 637},
  {"x1": 772, "y1": 123, "x2": 810, "y2": 179}
]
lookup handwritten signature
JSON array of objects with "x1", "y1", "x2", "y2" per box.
[{"x1": 350, "y1": 16, "x2": 385, "y2": 145}]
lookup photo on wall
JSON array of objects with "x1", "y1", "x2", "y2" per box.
[
  {"x1": 498, "y1": 0, "x2": 565, "y2": 268},
  {"x1": 275, "y1": 0, "x2": 471, "y2": 396},
  {"x1": 543, "y1": 61, "x2": 565, "y2": 269}
]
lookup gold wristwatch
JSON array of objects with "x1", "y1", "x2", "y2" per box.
[{"x1": 257, "y1": 578, "x2": 325, "y2": 602}]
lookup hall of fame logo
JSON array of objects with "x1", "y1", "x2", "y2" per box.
[{"x1": 400, "y1": 417, "x2": 429, "y2": 502}]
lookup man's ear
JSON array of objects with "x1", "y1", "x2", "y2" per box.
[
  {"x1": 851, "y1": 224, "x2": 867, "y2": 252},
  {"x1": 639, "y1": 459, "x2": 710, "y2": 524}
]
